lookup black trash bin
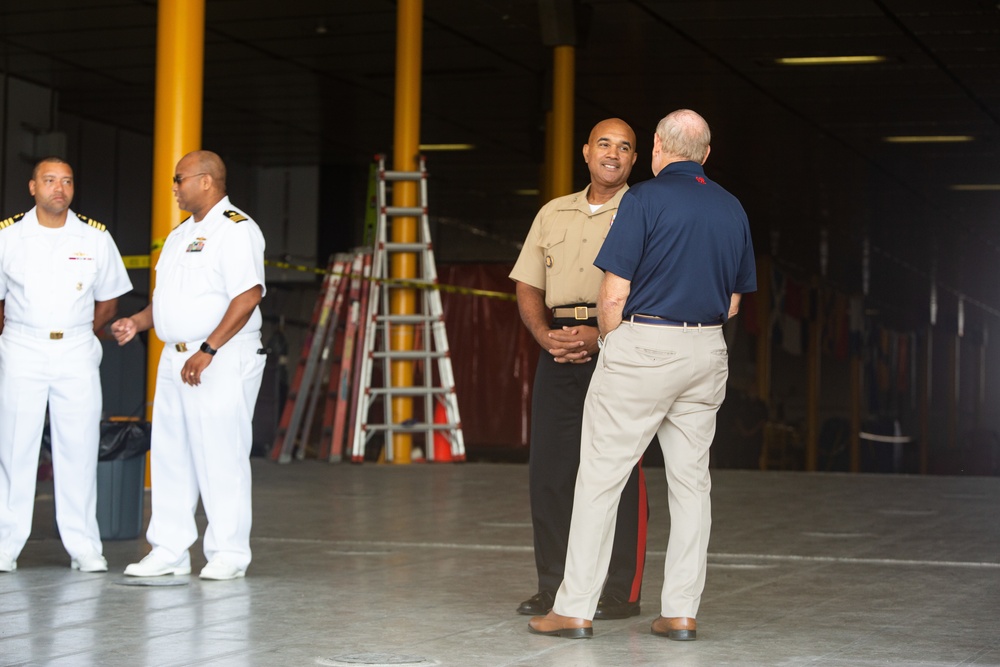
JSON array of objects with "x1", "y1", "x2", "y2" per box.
[{"x1": 97, "y1": 419, "x2": 151, "y2": 540}]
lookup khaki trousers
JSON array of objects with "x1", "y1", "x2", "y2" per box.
[{"x1": 554, "y1": 321, "x2": 728, "y2": 620}]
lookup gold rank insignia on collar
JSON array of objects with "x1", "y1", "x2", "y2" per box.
[
  {"x1": 76, "y1": 213, "x2": 107, "y2": 232},
  {"x1": 0, "y1": 212, "x2": 25, "y2": 230},
  {"x1": 224, "y1": 210, "x2": 247, "y2": 223}
]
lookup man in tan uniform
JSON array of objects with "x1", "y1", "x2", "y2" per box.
[{"x1": 509, "y1": 119, "x2": 649, "y2": 620}]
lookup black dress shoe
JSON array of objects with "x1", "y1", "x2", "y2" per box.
[
  {"x1": 593, "y1": 594, "x2": 641, "y2": 620},
  {"x1": 517, "y1": 591, "x2": 555, "y2": 616}
]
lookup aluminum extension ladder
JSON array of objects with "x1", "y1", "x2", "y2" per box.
[
  {"x1": 271, "y1": 254, "x2": 351, "y2": 463},
  {"x1": 351, "y1": 155, "x2": 465, "y2": 462}
]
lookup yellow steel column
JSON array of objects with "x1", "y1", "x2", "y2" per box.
[
  {"x1": 390, "y1": 0, "x2": 423, "y2": 464},
  {"x1": 145, "y1": 0, "x2": 205, "y2": 482},
  {"x1": 550, "y1": 45, "x2": 575, "y2": 198},
  {"x1": 541, "y1": 110, "x2": 555, "y2": 204}
]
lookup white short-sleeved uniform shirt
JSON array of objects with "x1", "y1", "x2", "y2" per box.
[
  {"x1": 152, "y1": 196, "x2": 266, "y2": 344},
  {"x1": 0, "y1": 207, "x2": 133, "y2": 329}
]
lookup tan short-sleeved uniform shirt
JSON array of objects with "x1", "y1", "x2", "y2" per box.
[{"x1": 509, "y1": 184, "x2": 629, "y2": 309}]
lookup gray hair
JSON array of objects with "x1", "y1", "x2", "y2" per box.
[{"x1": 655, "y1": 109, "x2": 711, "y2": 163}]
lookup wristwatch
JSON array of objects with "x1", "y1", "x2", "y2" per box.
[{"x1": 200, "y1": 341, "x2": 218, "y2": 356}]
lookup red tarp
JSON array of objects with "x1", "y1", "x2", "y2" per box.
[{"x1": 438, "y1": 264, "x2": 536, "y2": 454}]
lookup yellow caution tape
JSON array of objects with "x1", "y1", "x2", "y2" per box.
[{"x1": 116, "y1": 255, "x2": 517, "y2": 302}]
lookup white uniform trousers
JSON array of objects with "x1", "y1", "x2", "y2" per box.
[
  {"x1": 145, "y1": 332, "x2": 265, "y2": 569},
  {"x1": 554, "y1": 322, "x2": 728, "y2": 620},
  {"x1": 0, "y1": 327, "x2": 104, "y2": 561}
]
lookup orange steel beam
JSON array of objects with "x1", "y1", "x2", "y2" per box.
[
  {"x1": 145, "y1": 0, "x2": 205, "y2": 484},
  {"x1": 550, "y1": 45, "x2": 575, "y2": 198},
  {"x1": 390, "y1": 0, "x2": 423, "y2": 464}
]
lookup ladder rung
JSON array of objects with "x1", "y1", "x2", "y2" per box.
[
  {"x1": 368, "y1": 387, "x2": 452, "y2": 397},
  {"x1": 383, "y1": 206, "x2": 425, "y2": 217},
  {"x1": 381, "y1": 170, "x2": 423, "y2": 182},
  {"x1": 363, "y1": 422, "x2": 460, "y2": 432},
  {"x1": 375, "y1": 314, "x2": 442, "y2": 324},
  {"x1": 382, "y1": 242, "x2": 429, "y2": 252},
  {"x1": 372, "y1": 351, "x2": 448, "y2": 360}
]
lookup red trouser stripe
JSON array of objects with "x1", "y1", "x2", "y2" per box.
[{"x1": 630, "y1": 460, "x2": 649, "y2": 602}]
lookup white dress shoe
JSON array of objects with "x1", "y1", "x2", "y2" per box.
[
  {"x1": 71, "y1": 553, "x2": 108, "y2": 572},
  {"x1": 124, "y1": 553, "x2": 191, "y2": 577},
  {"x1": 0, "y1": 551, "x2": 16, "y2": 572},
  {"x1": 199, "y1": 558, "x2": 246, "y2": 580}
]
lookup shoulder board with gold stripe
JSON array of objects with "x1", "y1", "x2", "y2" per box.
[
  {"x1": 224, "y1": 210, "x2": 248, "y2": 223},
  {"x1": 0, "y1": 212, "x2": 25, "y2": 231},
  {"x1": 76, "y1": 212, "x2": 107, "y2": 232}
]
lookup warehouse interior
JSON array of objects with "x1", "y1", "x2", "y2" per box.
[{"x1": 2, "y1": 1, "x2": 1000, "y2": 665}]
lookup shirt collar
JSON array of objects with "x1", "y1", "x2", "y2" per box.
[
  {"x1": 21, "y1": 206, "x2": 85, "y2": 238},
  {"x1": 186, "y1": 195, "x2": 232, "y2": 224},
  {"x1": 656, "y1": 161, "x2": 706, "y2": 178}
]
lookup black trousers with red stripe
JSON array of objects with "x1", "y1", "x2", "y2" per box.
[{"x1": 528, "y1": 350, "x2": 649, "y2": 601}]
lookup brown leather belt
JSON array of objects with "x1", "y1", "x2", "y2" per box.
[{"x1": 552, "y1": 305, "x2": 597, "y2": 321}]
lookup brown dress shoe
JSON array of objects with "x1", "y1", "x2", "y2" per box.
[
  {"x1": 651, "y1": 616, "x2": 696, "y2": 641},
  {"x1": 528, "y1": 611, "x2": 593, "y2": 639}
]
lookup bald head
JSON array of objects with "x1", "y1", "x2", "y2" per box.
[
  {"x1": 588, "y1": 118, "x2": 636, "y2": 147},
  {"x1": 183, "y1": 150, "x2": 227, "y2": 192},
  {"x1": 173, "y1": 150, "x2": 229, "y2": 220},
  {"x1": 583, "y1": 118, "x2": 638, "y2": 200}
]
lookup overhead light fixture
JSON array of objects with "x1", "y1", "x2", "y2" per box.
[
  {"x1": 513, "y1": 188, "x2": 540, "y2": 196},
  {"x1": 949, "y1": 184, "x2": 1000, "y2": 191},
  {"x1": 775, "y1": 55, "x2": 887, "y2": 65},
  {"x1": 419, "y1": 143, "x2": 475, "y2": 151},
  {"x1": 882, "y1": 135, "x2": 974, "y2": 143}
]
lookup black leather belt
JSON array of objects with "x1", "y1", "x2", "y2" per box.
[
  {"x1": 552, "y1": 305, "x2": 597, "y2": 321},
  {"x1": 630, "y1": 314, "x2": 723, "y2": 327}
]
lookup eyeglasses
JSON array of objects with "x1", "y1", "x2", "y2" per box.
[{"x1": 172, "y1": 172, "x2": 206, "y2": 184}]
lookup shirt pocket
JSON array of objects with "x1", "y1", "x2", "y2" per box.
[
  {"x1": 179, "y1": 245, "x2": 211, "y2": 270},
  {"x1": 3, "y1": 251, "x2": 26, "y2": 286},
  {"x1": 539, "y1": 227, "x2": 568, "y2": 277},
  {"x1": 67, "y1": 256, "x2": 99, "y2": 295}
]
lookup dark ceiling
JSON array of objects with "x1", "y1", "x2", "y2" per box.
[{"x1": 2, "y1": 0, "x2": 999, "y2": 327}]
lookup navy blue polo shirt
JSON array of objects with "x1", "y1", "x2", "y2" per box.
[{"x1": 595, "y1": 161, "x2": 756, "y2": 323}]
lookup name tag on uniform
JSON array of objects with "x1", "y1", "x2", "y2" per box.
[{"x1": 186, "y1": 237, "x2": 206, "y2": 252}]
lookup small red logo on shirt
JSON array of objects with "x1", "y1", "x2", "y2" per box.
[{"x1": 695, "y1": 177, "x2": 706, "y2": 184}]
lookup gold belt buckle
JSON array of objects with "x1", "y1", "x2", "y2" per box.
[
  {"x1": 175, "y1": 342, "x2": 188, "y2": 352},
  {"x1": 574, "y1": 306, "x2": 589, "y2": 320},
  {"x1": 50, "y1": 331, "x2": 64, "y2": 340}
]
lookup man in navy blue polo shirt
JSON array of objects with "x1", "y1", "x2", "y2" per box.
[{"x1": 528, "y1": 109, "x2": 756, "y2": 640}]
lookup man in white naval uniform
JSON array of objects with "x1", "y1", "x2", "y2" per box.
[
  {"x1": 112, "y1": 150, "x2": 266, "y2": 581},
  {"x1": 0, "y1": 157, "x2": 132, "y2": 573}
]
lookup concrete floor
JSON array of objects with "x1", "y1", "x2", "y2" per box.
[{"x1": 3, "y1": 460, "x2": 1000, "y2": 667}]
